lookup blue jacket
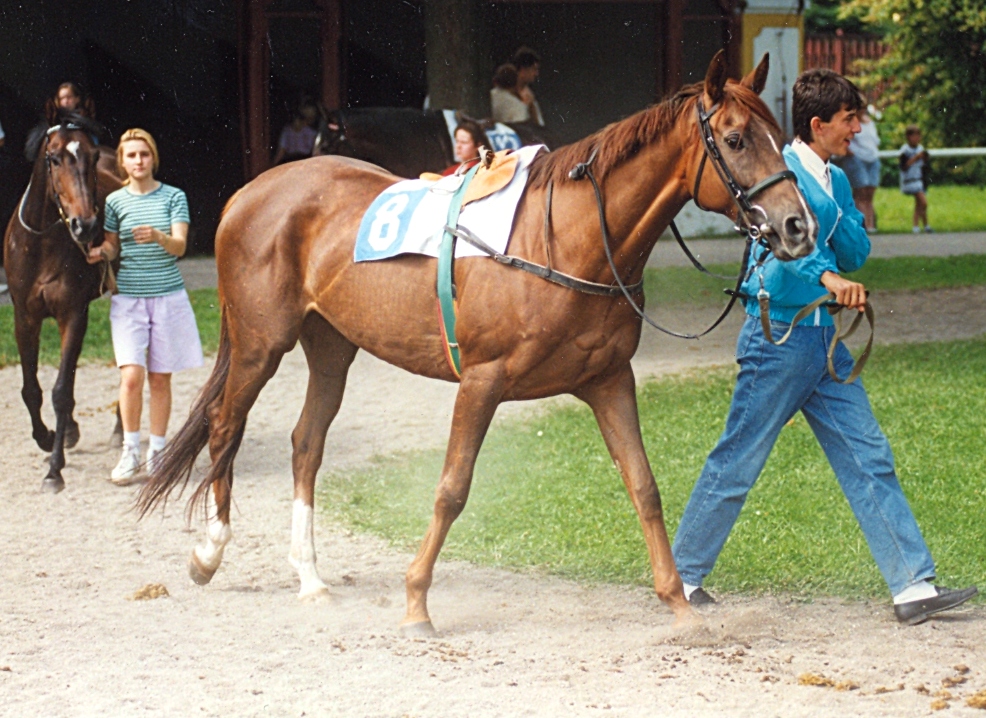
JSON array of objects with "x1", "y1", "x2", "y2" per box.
[{"x1": 741, "y1": 145, "x2": 870, "y2": 327}]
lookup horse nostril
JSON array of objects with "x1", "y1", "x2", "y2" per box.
[
  {"x1": 69, "y1": 217, "x2": 83, "y2": 237},
  {"x1": 784, "y1": 215, "x2": 806, "y2": 243}
]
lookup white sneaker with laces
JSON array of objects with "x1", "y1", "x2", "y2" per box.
[
  {"x1": 111, "y1": 447, "x2": 140, "y2": 485},
  {"x1": 145, "y1": 446, "x2": 161, "y2": 476}
]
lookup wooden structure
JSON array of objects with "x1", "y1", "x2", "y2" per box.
[{"x1": 237, "y1": 0, "x2": 753, "y2": 180}]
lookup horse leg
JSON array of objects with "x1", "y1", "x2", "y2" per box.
[
  {"x1": 575, "y1": 365, "x2": 695, "y2": 625},
  {"x1": 42, "y1": 307, "x2": 89, "y2": 492},
  {"x1": 189, "y1": 341, "x2": 287, "y2": 585},
  {"x1": 13, "y1": 311, "x2": 55, "y2": 454},
  {"x1": 402, "y1": 365, "x2": 504, "y2": 636},
  {"x1": 289, "y1": 313, "x2": 358, "y2": 601}
]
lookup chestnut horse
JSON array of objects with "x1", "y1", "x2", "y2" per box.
[
  {"x1": 3, "y1": 112, "x2": 121, "y2": 493},
  {"x1": 139, "y1": 53, "x2": 816, "y2": 632}
]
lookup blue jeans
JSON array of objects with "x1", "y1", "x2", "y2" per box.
[{"x1": 672, "y1": 315, "x2": 936, "y2": 596}]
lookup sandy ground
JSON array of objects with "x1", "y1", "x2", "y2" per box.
[{"x1": 2, "y1": 284, "x2": 986, "y2": 717}]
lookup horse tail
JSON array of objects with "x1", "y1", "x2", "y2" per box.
[{"x1": 135, "y1": 309, "x2": 233, "y2": 521}]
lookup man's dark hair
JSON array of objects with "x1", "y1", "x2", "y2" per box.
[
  {"x1": 512, "y1": 47, "x2": 541, "y2": 69},
  {"x1": 792, "y1": 69, "x2": 864, "y2": 142}
]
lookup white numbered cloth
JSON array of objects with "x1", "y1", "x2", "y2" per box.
[{"x1": 354, "y1": 144, "x2": 543, "y2": 263}]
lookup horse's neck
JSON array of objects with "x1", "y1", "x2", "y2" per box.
[
  {"x1": 24, "y1": 152, "x2": 55, "y2": 232},
  {"x1": 550, "y1": 129, "x2": 692, "y2": 284}
]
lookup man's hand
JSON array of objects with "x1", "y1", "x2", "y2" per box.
[{"x1": 821, "y1": 270, "x2": 866, "y2": 311}]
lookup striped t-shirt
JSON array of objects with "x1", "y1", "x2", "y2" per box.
[{"x1": 104, "y1": 183, "x2": 190, "y2": 297}]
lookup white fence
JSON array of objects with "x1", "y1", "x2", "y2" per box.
[{"x1": 877, "y1": 148, "x2": 986, "y2": 159}]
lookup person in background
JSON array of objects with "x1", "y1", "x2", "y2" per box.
[
  {"x1": 273, "y1": 98, "x2": 318, "y2": 165},
  {"x1": 841, "y1": 101, "x2": 880, "y2": 232},
  {"x1": 512, "y1": 46, "x2": 544, "y2": 126},
  {"x1": 671, "y1": 68, "x2": 976, "y2": 626},
  {"x1": 490, "y1": 63, "x2": 529, "y2": 124},
  {"x1": 88, "y1": 128, "x2": 203, "y2": 485},
  {"x1": 900, "y1": 124, "x2": 932, "y2": 233},
  {"x1": 438, "y1": 120, "x2": 491, "y2": 177},
  {"x1": 25, "y1": 81, "x2": 101, "y2": 162}
]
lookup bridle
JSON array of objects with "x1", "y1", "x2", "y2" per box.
[
  {"x1": 18, "y1": 123, "x2": 100, "y2": 244},
  {"x1": 564, "y1": 97, "x2": 798, "y2": 339},
  {"x1": 17, "y1": 122, "x2": 116, "y2": 295}
]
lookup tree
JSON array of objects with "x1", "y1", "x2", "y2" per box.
[{"x1": 842, "y1": 0, "x2": 986, "y2": 150}]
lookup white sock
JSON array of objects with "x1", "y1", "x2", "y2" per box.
[
  {"x1": 149, "y1": 434, "x2": 166, "y2": 452},
  {"x1": 893, "y1": 580, "x2": 938, "y2": 605},
  {"x1": 123, "y1": 431, "x2": 141, "y2": 452},
  {"x1": 682, "y1": 582, "x2": 699, "y2": 600}
]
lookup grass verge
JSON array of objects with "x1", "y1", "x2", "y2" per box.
[
  {"x1": 873, "y1": 185, "x2": 986, "y2": 233},
  {"x1": 321, "y1": 336, "x2": 986, "y2": 599},
  {"x1": 0, "y1": 288, "x2": 221, "y2": 369},
  {"x1": 3, "y1": 252, "x2": 985, "y2": 366}
]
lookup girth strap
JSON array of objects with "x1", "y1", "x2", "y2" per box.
[{"x1": 436, "y1": 164, "x2": 479, "y2": 378}]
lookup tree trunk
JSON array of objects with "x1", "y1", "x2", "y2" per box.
[{"x1": 424, "y1": 0, "x2": 489, "y2": 118}]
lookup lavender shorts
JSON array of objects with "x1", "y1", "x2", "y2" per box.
[{"x1": 110, "y1": 290, "x2": 204, "y2": 373}]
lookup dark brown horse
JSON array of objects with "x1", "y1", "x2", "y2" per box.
[
  {"x1": 314, "y1": 106, "x2": 555, "y2": 177},
  {"x1": 139, "y1": 53, "x2": 815, "y2": 632},
  {"x1": 4, "y1": 111, "x2": 121, "y2": 493}
]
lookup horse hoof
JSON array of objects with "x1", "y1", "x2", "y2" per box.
[
  {"x1": 36, "y1": 430, "x2": 55, "y2": 453},
  {"x1": 400, "y1": 620, "x2": 437, "y2": 638},
  {"x1": 41, "y1": 476, "x2": 65, "y2": 494},
  {"x1": 298, "y1": 586, "x2": 332, "y2": 604},
  {"x1": 188, "y1": 552, "x2": 218, "y2": 586},
  {"x1": 65, "y1": 423, "x2": 81, "y2": 449}
]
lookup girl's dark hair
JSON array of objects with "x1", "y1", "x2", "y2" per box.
[
  {"x1": 454, "y1": 120, "x2": 490, "y2": 152},
  {"x1": 512, "y1": 47, "x2": 541, "y2": 69},
  {"x1": 492, "y1": 63, "x2": 518, "y2": 90},
  {"x1": 792, "y1": 69, "x2": 864, "y2": 141}
]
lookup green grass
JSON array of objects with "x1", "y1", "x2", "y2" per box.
[
  {"x1": 3, "y1": 252, "x2": 986, "y2": 366},
  {"x1": 643, "y1": 253, "x2": 986, "y2": 307},
  {"x1": 321, "y1": 336, "x2": 986, "y2": 599},
  {"x1": 0, "y1": 288, "x2": 221, "y2": 368},
  {"x1": 873, "y1": 184, "x2": 986, "y2": 233}
]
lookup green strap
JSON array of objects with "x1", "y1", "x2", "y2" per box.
[{"x1": 437, "y1": 165, "x2": 480, "y2": 377}]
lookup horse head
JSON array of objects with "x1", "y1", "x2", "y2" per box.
[
  {"x1": 313, "y1": 109, "x2": 355, "y2": 159},
  {"x1": 688, "y1": 51, "x2": 817, "y2": 261},
  {"x1": 43, "y1": 115, "x2": 103, "y2": 248}
]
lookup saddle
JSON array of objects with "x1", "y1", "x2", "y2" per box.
[{"x1": 420, "y1": 149, "x2": 520, "y2": 205}]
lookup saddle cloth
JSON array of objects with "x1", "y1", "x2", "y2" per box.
[
  {"x1": 442, "y1": 109, "x2": 522, "y2": 152},
  {"x1": 354, "y1": 144, "x2": 543, "y2": 263}
]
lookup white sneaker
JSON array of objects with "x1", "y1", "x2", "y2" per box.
[
  {"x1": 110, "y1": 447, "x2": 140, "y2": 485},
  {"x1": 145, "y1": 446, "x2": 161, "y2": 476}
]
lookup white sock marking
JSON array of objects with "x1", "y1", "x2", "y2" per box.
[
  {"x1": 289, "y1": 499, "x2": 329, "y2": 597},
  {"x1": 194, "y1": 488, "x2": 232, "y2": 571}
]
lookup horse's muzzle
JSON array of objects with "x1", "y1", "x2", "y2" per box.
[{"x1": 69, "y1": 216, "x2": 100, "y2": 244}]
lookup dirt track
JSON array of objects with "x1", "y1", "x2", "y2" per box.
[{"x1": 2, "y1": 285, "x2": 986, "y2": 717}]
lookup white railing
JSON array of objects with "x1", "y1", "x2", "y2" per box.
[{"x1": 877, "y1": 147, "x2": 986, "y2": 159}]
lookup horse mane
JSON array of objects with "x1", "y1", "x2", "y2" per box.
[
  {"x1": 51, "y1": 110, "x2": 110, "y2": 145},
  {"x1": 527, "y1": 80, "x2": 782, "y2": 190}
]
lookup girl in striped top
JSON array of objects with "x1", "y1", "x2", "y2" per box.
[{"x1": 88, "y1": 128, "x2": 203, "y2": 484}]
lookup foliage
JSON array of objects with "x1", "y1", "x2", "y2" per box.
[
  {"x1": 842, "y1": 0, "x2": 986, "y2": 150},
  {"x1": 804, "y1": 0, "x2": 872, "y2": 34},
  {"x1": 321, "y1": 336, "x2": 986, "y2": 598}
]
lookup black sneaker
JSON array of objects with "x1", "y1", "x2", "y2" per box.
[
  {"x1": 688, "y1": 587, "x2": 716, "y2": 606},
  {"x1": 894, "y1": 586, "x2": 978, "y2": 626}
]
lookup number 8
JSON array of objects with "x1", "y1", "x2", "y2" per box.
[{"x1": 367, "y1": 193, "x2": 410, "y2": 250}]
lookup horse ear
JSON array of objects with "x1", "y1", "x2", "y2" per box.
[
  {"x1": 741, "y1": 54, "x2": 770, "y2": 95},
  {"x1": 703, "y1": 49, "x2": 729, "y2": 107}
]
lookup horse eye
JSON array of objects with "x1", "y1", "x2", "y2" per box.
[
  {"x1": 725, "y1": 133, "x2": 743, "y2": 150},
  {"x1": 50, "y1": 156, "x2": 61, "y2": 166}
]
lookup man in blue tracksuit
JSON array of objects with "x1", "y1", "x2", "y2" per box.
[{"x1": 671, "y1": 69, "x2": 977, "y2": 625}]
